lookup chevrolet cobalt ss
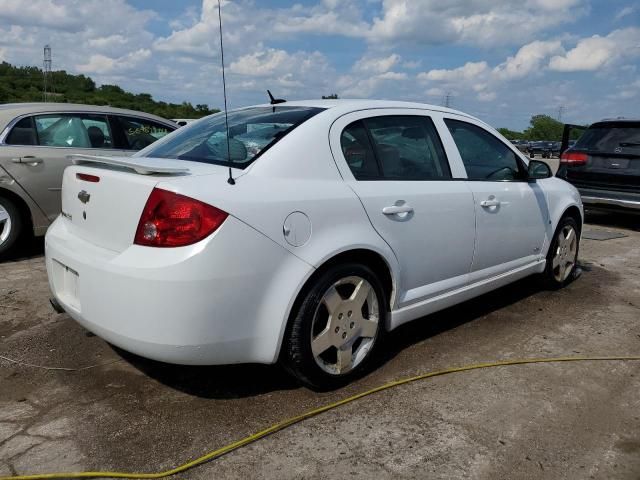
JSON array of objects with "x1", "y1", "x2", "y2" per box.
[{"x1": 45, "y1": 100, "x2": 583, "y2": 388}]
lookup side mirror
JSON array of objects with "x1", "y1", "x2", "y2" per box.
[{"x1": 527, "y1": 159, "x2": 552, "y2": 181}]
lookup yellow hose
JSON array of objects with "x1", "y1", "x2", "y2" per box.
[{"x1": 2, "y1": 355, "x2": 639, "y2": 480}]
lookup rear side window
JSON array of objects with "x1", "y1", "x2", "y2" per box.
[
  {"x1": 445, "y1": 119, "x2": 522, "y2": 181},
  {"x1": 33, "y1": 114, "x2": 113, "y2": 149},
  {"x1": 139, "y1": 106, "x2": 325, "y2": 169},
  {"x1": 364, "y1": 116, "x2": 450, "y2": 180},
  {"x1": 341, "y1": 115, "x2": 451, "y2": 181},
  {"x1": 116, "y1": 116, "x2": 173, "y2": 150},
  {"x1": 575, "y1": 122, "x2": 640, "y2": 154},
  {"x1": 6, "y1": 117, "x2": 37, "y2": 145},
  {"x1": 340, "y1": 120, "x2": 380, "y2": 179}
]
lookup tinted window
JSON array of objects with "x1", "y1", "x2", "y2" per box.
[
  {"x1": 575, "y1": 122, "x2": 640, "y2": 154},
  {"x1": 6, "y1": 117, "x2": 37, "y2": 145},
  {"x1": 117, "y1": 117, "x2": 172, "y2": 150},
  {"x1": 445, "y1": 119, "x2": 522, "y2": 181},
  {"x1": 34, "y1": 114, "x2": 112, "y2": 148},
  {"x1": 340, "y1": 120, "x2": 380, "y2": 179},
  {"x1": 364, "y1": 116, "x2": 450, "y2": 180},
  {"x1": 139, "y1": 107, "x2": 324, "y2": 169}
]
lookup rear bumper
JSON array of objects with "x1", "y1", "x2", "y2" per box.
[
  {"x1": 578, "y1": 188, "x2": 640, "y2": 211},
  {"x1": 45, "y1": 216, "x2": 313, "y2": 365}
]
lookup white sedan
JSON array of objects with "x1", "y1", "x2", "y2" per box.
[{"x1": 45, "y1": 100, "x2": 582, "y2": 388}]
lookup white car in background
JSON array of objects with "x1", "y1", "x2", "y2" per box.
[{"x1": 45, "y1": 100, "x2": 582, "y2": 388}]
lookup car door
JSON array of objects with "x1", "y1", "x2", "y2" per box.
[
  {"x1": 0, "y1": 113, "x2": 126, "y2": 222},
  {"x1": 442, "y1": 116, "x2": 549, "y2": 279},
  {"x1": 330, "y1": 110, "x2": 476, "y2": 307}
]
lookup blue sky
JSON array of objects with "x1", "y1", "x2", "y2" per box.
[{"x1": 0, "y1": 0, "x2": 638, "y2": 130}]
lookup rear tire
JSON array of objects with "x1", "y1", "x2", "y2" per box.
[
  {"x1": 283, "y1": 263, "x2": 387, "y2": 389},
  {"x1": 0, "y1": 196, "x2": 23, "y2": 259},
  {"x1": 543, "y1": 216, "x2": 580, "y2": 289}
]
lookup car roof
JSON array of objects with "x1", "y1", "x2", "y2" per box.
[
  {"x1": 595, "y1": 117, "x2": 640, "y2": 123},
  {"x1": 0, "y1": 103, "x2": 176, "y2": 129},
  {"x1": 248, "y1": 99, "x2": 484, "y2": 124}
]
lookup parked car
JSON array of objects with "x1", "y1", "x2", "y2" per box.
[
  {"x1": 0, "y1": 103, "x2": 177, "y2": 256},
  {"x1": 557, "y1": 118, "x2": 639, "y2": 213},
  {"x1": 529, "y1": 141, "x2": 557, "y2": 158},
  {"x1": 172, "y1": 118, "x2": 197, "y2": 127},
  {"x1": 45, "y1": 100, "x2": 583, "y2": 388}
]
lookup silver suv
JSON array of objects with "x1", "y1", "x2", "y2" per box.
[{"x1": 0, "y1": 103, "x2": 177, "y2": 257}]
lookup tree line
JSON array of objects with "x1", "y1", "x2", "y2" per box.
[
  {"x1": 0, "y1": 62, "x2": 219, "y2": 120},
  {"x1": 498, "y1": 114, "x2": 587, "y2": 141}
]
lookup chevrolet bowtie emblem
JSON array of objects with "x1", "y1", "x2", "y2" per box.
[{"x1": 78, "y1": 190, "x2": 91, "y2": 204}]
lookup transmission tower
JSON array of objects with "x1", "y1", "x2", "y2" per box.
[
  {"x1": 557, "y1": 105, "x2": 565, "y2": 122},
  {"x1": 443, "y1": 92, "x2": 452, "y2": 108},
  {"x1": 43, "y1": 45, "x2": 52, "y2": 102}
]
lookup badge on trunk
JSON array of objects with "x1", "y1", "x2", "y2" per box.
[{"x1": 78, "y1": 190, "x2": 91, "y2": 204}]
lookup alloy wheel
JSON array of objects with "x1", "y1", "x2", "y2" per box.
[
  {"x1": 310, "y1": 276, "x2": 380, "y2": 375},
  {"x1": 0, "y1": 202, "x2": 11, "y2": 245},
  {"x1": 552, "y1": 225, "x2": 577, "y2": 282}
]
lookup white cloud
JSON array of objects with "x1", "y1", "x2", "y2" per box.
[
  {"x1": 353, "y1": 54, "x2": 400, "y2": 74},
  {"x1": 549, "y1": 28, "x2": 640, "y2": 72},
  {"x1": 369, "y1": 0, "x2": 587, "y2": 47},
  {"x1": 615, "y1": 5, "x2": 637, "y2": 21},
  {"x1": 493, "y1": 40, "x2": 564, "y2": 79},
  {"x1": 418, "y1": 61, "x2": 489, "y2": 82},
  {"x1": 76, "y1": 49, "x2": 152, "y2": 75}
]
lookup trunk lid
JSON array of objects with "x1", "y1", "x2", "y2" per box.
[{"x1": 61, "y1": 156, "x2": 231, "y2": 252}]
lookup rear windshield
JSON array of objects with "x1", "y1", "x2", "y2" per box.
[
  {"x1": 137, "y1": 106, "x2": 325, "y2": 168},
  {"x1": 574, "y1": 122, "x2": 640, "y2": 154}
]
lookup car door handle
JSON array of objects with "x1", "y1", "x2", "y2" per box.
[
  {"x1": 12, "y1": 156, "x2": 43, "y2": 166},
  {"x1": 382, "y1": 204, "x2": 414, "y2": 215},
  {"x1": 480, "y1": 199, "x2": 501, "y2": 207}
]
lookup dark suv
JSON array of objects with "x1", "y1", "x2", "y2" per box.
[{"x1": 556, "y1": 119, "x2": 639, "y2": 213}]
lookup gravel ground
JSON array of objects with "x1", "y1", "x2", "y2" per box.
[{"x1": 1, "y1": 211, "x2": 639, "y2": 479}]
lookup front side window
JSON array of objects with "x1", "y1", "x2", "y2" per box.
[
  {"x1": 116, "y1": 117, "x2": 173, "y2": 150},
  {"x1": 6, "y1": 117, "x2": 37, "y2": 145},
  {"x1": 445, "y1": 119, "x2": 522, "y2": 181},
  {"x1": 139, "y1": 106, "x2": 325, "y2": 168},
  {"x1": 364, "y1": 116, "x2": 450, "y2": 180},
  {"x1": 33, "y1": 114, "x2": 113, "y2": 149}
]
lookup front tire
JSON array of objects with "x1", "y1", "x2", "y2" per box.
[
  {"x1": 0, "y1": 196, "x2": 23, "y2": 259},
  {"x1": 284, "y1": 263, "x2": 387, "y2": 389},
  {"x1": 544, "y1": 216, "x2": 580, "y2": 289}
]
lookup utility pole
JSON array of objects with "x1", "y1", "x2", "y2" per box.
[
  {"x1": 43, "y1": 45, "x2": 52, "y2": 102},
  {"x1": 557, "y1": 105, "x2": 565, "y2": 122}
]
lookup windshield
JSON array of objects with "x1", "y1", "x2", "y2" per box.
[
  {"x1": 574, "y1": 122, "x2": 640, "y2": 154},
  {"x1": 137, "y1": 106, "x2": 325, "y2": 168}
]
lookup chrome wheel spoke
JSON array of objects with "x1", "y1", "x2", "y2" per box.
[
  {"x1": 351, "y1": 279, "x2": 371, "y2": 308},
  {"x1": 552, "y1": 253, "x2": 562, "y2": 268},
  {"x1": 336, "y1": 346, "x2": 353, "y2": 373},
  {"x1": 311, "y1": 328, "x2": 333, "y2": 356},
  {"x1": 322, "y1": 286, "x2": 343, "y2": 315},
  {"x1": 0, "y1": 209, "x2": 8, "y2": 223},
  {"x1": 360, "y1": 318, "x2": 378, "y2": 338}
]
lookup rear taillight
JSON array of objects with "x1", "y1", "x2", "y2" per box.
[
  {"x1": 560, "y1": 151, "x2": 588, "y2": 165},
  {"x1": 134, "y1": 188, "x2": 228, "y2": 247}
]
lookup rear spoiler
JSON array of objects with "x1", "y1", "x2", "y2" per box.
[{"x1": 69, "y1": 155, "x2": 190, "y2": 175}]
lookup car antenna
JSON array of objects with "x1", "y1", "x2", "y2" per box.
[
  {"x1": 267, "y1": 90, "x2": 286, "y2": 105},
  {"x1": 217, "y1": 0, "x2": 235, "y2": 185}
]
